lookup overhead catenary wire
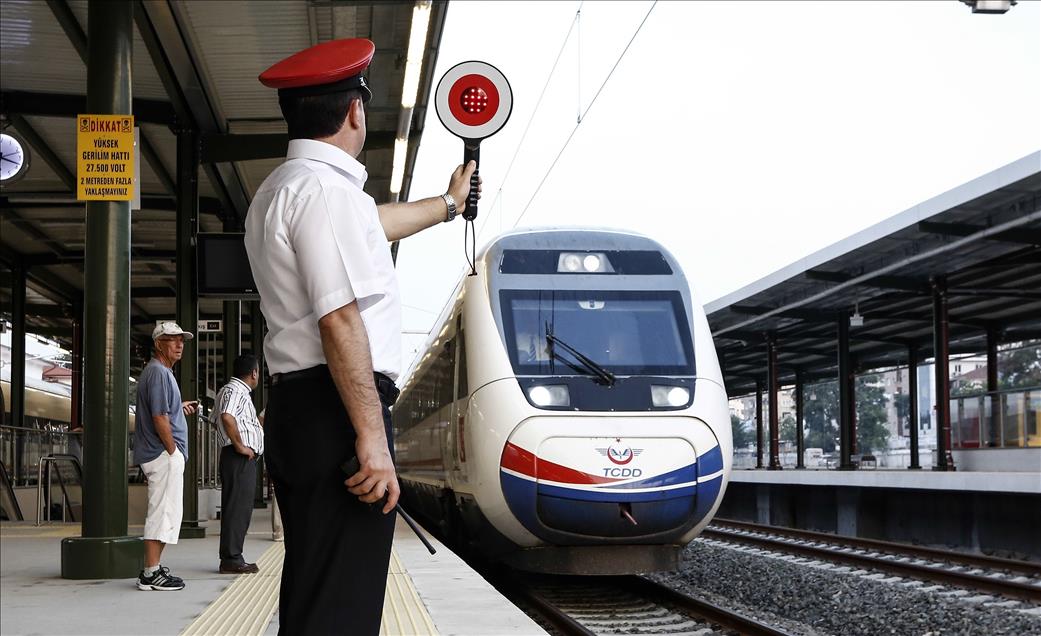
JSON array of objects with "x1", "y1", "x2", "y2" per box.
[
  {"x1": 474, "y1": 2, "x2": 584, "y2": 244},
  {"x1": 510, "y1": 1, "x2": 658, "y2": 230}
]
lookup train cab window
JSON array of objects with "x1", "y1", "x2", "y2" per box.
[{"x1": 499, "y1": 290, "x2": 694, "y2": 377}]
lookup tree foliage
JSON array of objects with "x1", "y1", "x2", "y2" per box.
[
  {"x1": 780, "y1": 414, "x2": 797, "y2": 445},
  {"x1": 731, "y1": 414, "x2": 755, "y2": 450},
  {"x1": 803, "y1": 381, "x2": 839, "y2": 452},
  {"x1": 856, "y1": 374, "x2": 890, "y2": 455},
  {"x1": 800, "y1": 376, "x2": 890, "y2": 455},
  {"x1": 1000, "y1": 342, "x2": 1041, "y2": 390}
]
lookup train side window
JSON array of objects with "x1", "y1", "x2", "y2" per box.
[
  {"x1": 436, "y1": 341, "x2": 454, "y2": 408},
  {"x1": 456, "y1": 329, "x2": 468, "y2": 399}
]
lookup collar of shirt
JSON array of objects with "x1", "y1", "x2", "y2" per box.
[
  {"x1": 286, "y1": 138, "x2": 368, "y2": 189},
  {"x1": 229, "y1": 377, "x2": 252, "y2": 393}
]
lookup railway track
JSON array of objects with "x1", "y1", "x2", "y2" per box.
[
  {"x1": 508, "y1": 575, "x2": 792, "y2": 636},
  {"x1": 705, "y1": 519, "x2": 1041, "y2": 603}
]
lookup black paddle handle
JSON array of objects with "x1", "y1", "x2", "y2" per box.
[{"x1": 463, "y1": 143, "x2": 480, "y2": 221}]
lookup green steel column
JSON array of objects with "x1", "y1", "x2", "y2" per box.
[
  {"x1": 10, "y1": 266, "x2": 26, "y2": 435},
  {"x1": 71, "y1": 301, "x2": 83, "y2": 430},
  {"x1": 250, "y1": 302, "x2": 267, "y2": 508},
  {"x1": 62, "y1": 0, "x2": 142, "y2": 579},
  {"x1": 177, "y1": 129, "x2": 205, "y2": 538}
]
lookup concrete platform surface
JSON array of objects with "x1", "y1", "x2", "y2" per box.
[
  {"x1": 731, "y1": 468, "x2": 1041, "y2": 493},
  {"x1": 1, "y1": 507, "x2": 545, "y2": 636}
]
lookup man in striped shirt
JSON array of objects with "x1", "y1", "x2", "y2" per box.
[{"x1": 212, "y1": 354, "x2": 264, "y2": 574}]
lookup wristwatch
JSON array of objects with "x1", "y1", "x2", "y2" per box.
[{"x1": 441, "y1": 193, "x2": 458, "y2": 223}]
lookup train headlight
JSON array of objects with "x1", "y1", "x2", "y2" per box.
[
  {"x1": 557, "y1": 252, "x2": 612, "y2": 273},
  {"x1": 528, "y1": 385, "x2": 570, "y2": 407},
  {"x1": 651, "y1": 385, "x2": 690, "y2": 407}
]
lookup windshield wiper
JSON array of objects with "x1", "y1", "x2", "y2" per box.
[{"x1": 545, "y1": 328, "x2": 616, "y2": 386}]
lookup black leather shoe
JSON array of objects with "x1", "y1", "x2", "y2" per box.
[{"x1": 219, "y1": 562, "x2": 259, "y2": 574}]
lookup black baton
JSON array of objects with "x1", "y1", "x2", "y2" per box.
[{"x1": 341, "y1": 456, "x2": 436, "y2": 555}]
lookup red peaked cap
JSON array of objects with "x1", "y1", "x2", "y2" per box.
[{"x1": 259, "y1": 38, "x2": 375, "y2": 102}]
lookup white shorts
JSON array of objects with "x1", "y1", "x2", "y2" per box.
[{"x1": 141, "y1": 450, "x2": 185, "y2": 545}]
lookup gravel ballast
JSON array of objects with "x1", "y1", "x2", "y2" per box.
[{"x1": 650, "y1": 539, "x2": 1041, "y2": 636}]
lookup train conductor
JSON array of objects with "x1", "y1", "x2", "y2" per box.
[{"x1": 245, "y1": 38, "x2": 480, "y2": 635}]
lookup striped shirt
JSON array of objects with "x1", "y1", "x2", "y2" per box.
[{"x1": 211, "y1": 378, "x2": 263, "y2": 455}]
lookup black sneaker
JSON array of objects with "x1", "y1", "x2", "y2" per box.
[{"x1": 137, "y1": 566, "x2": 185, "y2": 591}]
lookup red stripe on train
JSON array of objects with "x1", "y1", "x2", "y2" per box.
[{"x1": 500, "y1": 442, "x2": 617, "y2": 485}]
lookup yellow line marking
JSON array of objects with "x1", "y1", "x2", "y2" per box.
[
  {"x1": 180, "y1": 545, "x2": 439, "y2": 635},
  {"x1": 380, "y1": 551, "x2": 438, "y2": 636},
  {"x1": 181, "y1": 542, "x2": 283, "y2": 636}
]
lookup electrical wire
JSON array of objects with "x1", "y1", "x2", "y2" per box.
[
  {"x1": 510, "y1": 1, "x2": 657, "y2": 230},
  {"x1": 474, "y1": 2, "x2": 584, "y2": 244}
]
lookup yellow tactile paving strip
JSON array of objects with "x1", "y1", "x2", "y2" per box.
[
  {"x1": 181, "y1": 545, "x2": 438, "y2": 636},
  {"x1": 181, "y1": 541, "x2": 284, "y2": 636},
  {"x1": 380, "y1": 550, "x2": 438, "y2": 636}
]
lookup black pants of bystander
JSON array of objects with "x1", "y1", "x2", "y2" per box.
[{"x1": 219, "y1": 445, "x2": 258, "y2": 566}]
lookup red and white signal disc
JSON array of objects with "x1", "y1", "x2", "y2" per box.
[{"x1": 436, "y1": 61, "x2": 513, "y2": 141}]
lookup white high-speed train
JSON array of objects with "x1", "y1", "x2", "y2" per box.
[{"x1": 393, "y1": 228, "x2": 731, "y2": 574}]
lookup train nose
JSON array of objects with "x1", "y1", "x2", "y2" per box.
[{"x1": 499, "y1": 418, "x2": 724, "y2": 541}]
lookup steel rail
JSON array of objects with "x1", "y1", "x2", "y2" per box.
[
  {"x1": 508, "y1": 585, "x2": 596, "y2": 636},
  {"x1": 620, "y1": 576, "x2": 794, "y2": 636},
  {"x1": 704, "y1": 527, "x2": 1041, "y2": 603},
  {"x1": 714, "y1": 519, "x2": 1041, "y2": 577}
]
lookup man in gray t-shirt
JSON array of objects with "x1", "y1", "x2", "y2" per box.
[{"x1": 133, "y1": 322, "x2": 198, "y2": 591}]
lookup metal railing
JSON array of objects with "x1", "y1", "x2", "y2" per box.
[{"x1": 35, "y1": 454, "x2": 83, "y2": 525}]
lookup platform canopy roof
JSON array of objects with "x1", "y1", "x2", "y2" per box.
[
  {"x1": 0, "y1": 0, "x2": 448, "y2": 362},
  {"x1": 707, "y1": 151, "x2": 1041, "y2": 397}
]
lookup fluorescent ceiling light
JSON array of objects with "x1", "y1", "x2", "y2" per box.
[
  {"x1": 390, "y1": 137, "x2": 408, "y2": 195},
  {"x1": 401, "y1": 2, "x2": 432, "y2": 109}
]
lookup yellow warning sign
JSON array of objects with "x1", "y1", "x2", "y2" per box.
[{"x1": 76, "y1": 114, "x2": 135, "y2": 201}]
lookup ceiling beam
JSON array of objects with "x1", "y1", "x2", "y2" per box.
[
  {"x1": 1, "y1": 195, "x2": 223, "y2": 216},
  {"x1": 729, "y1": 304, "x2": 839, "y2": 322},
  {"x1": 918, "y1": 220, "x2": 1041, "y2": 246},
  {"x1": 805, "y1": 269, "x2": 930, "y2": 294},
  {"x1": 947, "y1": 287, "x2": 1041, "y2": 300},
  {"x1": 20, "y1": 250, "x2": 176, "y2": 267},
  {"x1": 1, "y1": 90, "x2": 176, "y2": 128}
]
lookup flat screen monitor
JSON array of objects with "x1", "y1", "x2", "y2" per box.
[{"x1": 197, "y1": 233, "x2": 259, "y2": 298}]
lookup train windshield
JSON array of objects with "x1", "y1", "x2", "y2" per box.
[{"x1": 500, "y1": 290, "x2": 694, "y2": 376}]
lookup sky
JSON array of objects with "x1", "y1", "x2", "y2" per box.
[{"x1": 396, "y1": 0, "x2": 1041, "y2": 367}]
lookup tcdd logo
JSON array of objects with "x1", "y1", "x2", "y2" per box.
[{"x1": 602, "y1": 467, "x2": 643, "y2": 478}]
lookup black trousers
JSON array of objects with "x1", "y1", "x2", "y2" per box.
[
  {"x1": 266, "y1": 371, "x2": 396, "y2": 636},
  {"x1": 219, "y1": 445, "x2": 258, "y2": 566}
]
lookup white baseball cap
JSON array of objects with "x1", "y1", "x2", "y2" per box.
[{"x1": 152, "y1": 321, "x2": 194, "y2": 341}]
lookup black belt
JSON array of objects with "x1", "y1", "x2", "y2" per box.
[{"x1": 269, "y1": 365, "x2": 400, "y2": 406}]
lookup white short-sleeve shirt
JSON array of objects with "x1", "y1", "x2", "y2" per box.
[{"x1": 244, "y1": 139, "x2": 401, "y2": 379}]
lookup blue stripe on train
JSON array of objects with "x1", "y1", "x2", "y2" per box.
[{"x1": 500, "y1": 443, "x2": 726, "y2": 537}]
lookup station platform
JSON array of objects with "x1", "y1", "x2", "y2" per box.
[
  {"x1": 0, "y1": 507, "x2": 545, "y2": 636},
  {"x1": 720, "y1": 468, "x2": 1041, "y2": 560},
  {"x1": 730, "y1": 468, "x2": 1041, "y2": 494}
]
